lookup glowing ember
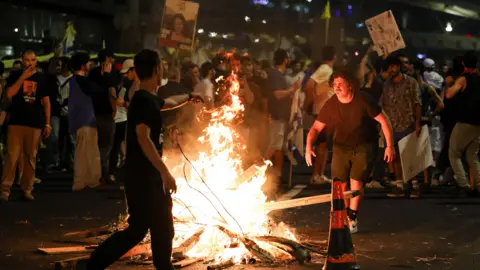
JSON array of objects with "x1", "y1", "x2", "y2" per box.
[{"x1": 163, "y1": 69, "x2": 298, "y2": 264}]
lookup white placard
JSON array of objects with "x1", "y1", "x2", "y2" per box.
[
  {"x1": 398, "y1": 125, "x2": 434, "y2": 182},
  {"x1": 365, "y1": 10, "x2": 406, "y2": 56}
]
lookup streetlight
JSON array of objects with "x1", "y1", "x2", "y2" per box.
[
  {"x1": 254, "y1": 38, "x2": 260, "y2": 43},
  {"x1": 14, "y1": 28, "x2": 18, "y2": 33},
  {"x1": 445, "y1": 22, "x2": 453, "y2": 32},
  {"x1": 197, "y1": 28, "x2": 204, "y2": 34},
  {"x1": 245, "y1": 16, "x2": 251, "y2": 22},
  {"x1": 262, "y1": 20, "x2": 267, "y2": 24}
]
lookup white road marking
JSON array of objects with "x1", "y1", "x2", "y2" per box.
[{"x1": 277, "y1": 185, "x2": 307, "y2": 201}]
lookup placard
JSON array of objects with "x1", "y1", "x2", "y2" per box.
[
  {"x1": 398, "y1": 125, "x2": 434, "y2": 182},
  {"x1": 365, "y1": 10, "x2": 406, "y2": 56},
  {"x1": 159, "y1": 0, "x2": 199, "y2": 51}
]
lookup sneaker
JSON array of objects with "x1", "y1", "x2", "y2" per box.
[
  {"x1": 348, "y1": 217, "x2": 358, "y2": 234},
  {"x1": 365, "y1": 180, "x2": 384, "y2": 189},
  {"x1": 0, "y1": 191, "x2": 9, "y2": 202},
  {"x1": 387, "y1": 185, "x2": 405, "y2": 198},
  {"x1": 410, "y1": 185, "x2": 421, "y2": 199},
  {"x1": 23, "y1": 192, "x2": 35, "y2": 201},
  {"x1": 310, "y1": 175, "x2": 330, "y2": 185}
]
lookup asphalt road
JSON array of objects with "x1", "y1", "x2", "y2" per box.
[{"x1": 0, "y1": 171, "x2": 479, "y2": 270}]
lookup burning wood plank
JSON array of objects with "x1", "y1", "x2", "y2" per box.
[
  {"x1": 173, "y1": 257, "x2": 204, "y2": 268},
  {"x1": 255, "y1": 236, "x2": 318, "y2": 264},
  {"x1": 172, "y1": 227, "x2": 205, "y2": 259},
  {"x1": 37, "y1": 245, "x2": 97, "y2": 255},
  {"x1": 234, "y1": 164, "x2": 261, "y2": 185},
  {"x1": 216, "y1": 225, "x2": 274, "y2": 263},
  {"x1": 207, "y1": 258, "x2": 234, "y2": 270},
  {"x1": 260, "y1": 190, "x2": 361, "y2": 212}
]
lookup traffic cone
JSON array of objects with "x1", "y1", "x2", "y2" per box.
[{"x1": 323, "y1": 178, "x2": 360, "y2": 270}]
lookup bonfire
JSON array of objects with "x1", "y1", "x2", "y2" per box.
[{"x1": 41, "y1": 68, "x2": 334, "y2": 270}]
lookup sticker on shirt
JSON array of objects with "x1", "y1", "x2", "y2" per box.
[{"x1": 23, "y1": 80, "x2": 37, "y2": 104}]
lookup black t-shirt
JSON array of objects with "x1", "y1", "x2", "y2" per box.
[
  {"x1": 317, "y1": 91, "x2": 382, "y2": 147},
  {"x1": 267, "y1": 68, "x2": 292, "y2": 122},
  {"x1": 44, "y1": 73, "x2": 61, "y2": 117},
  {"x1": 88, "y1": 67, "x2": 119, "y2": 116},
  {"x1": 457, "y1": 72, "x2": 480, "y2": 125},
  {"x1": 157, "y1": 81, "x2": 190, "y2": 127},
  {"x1": 125, "y1": 90, "x2": 165, "y2": 181},
  {"x1": 6, "y1": 70, "x2": 48, "y2": 128}
]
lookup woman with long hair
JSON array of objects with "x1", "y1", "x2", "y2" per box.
[{"x1": 168, "y1": 14, "x2": 192, "y2": 44}]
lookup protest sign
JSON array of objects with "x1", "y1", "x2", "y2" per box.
[
  {"x1": 159, "y1": 0, "x2": 199, "y2": 51},
  {"x1": 365, "y1": 10, "x2": 406, "y2": 56},
  {"x1": 398, "y1": 125, "x2": 434, "y2": 182}
]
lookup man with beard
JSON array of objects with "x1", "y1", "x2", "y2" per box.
[
  {"x1": 381, "y1": 55, "x2": 422, "y2": 198},
  {"x1": 306, "y1": 69, "x2": 395, "y2": 233},
  {"x1": 0, "y1": 50, "x2": 51, "y2": 201},
  {"x1": 86, "y1": 49, "x2": 203, "y2": 270}
]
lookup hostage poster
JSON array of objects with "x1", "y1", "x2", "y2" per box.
[
  {"x1": 159, "y1": 0, "x2": 200, "y2": 51},
  {"x1": 365, "y1": 10, "x2": 406, "y2": 56}
]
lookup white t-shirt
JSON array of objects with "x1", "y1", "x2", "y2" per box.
[
  {"x1": 423, "y1": 71, "x2": 444, "y2": 90},
  {"x1": 286, "y1": 71, "x2": 305, "y2": 88},
  {"x1": 161, "y1": 78, "x2": 168, "y2": 87},
  {"x1": 114, "y1": 87, "x2": 128, "y2": 123},
  {"x1": 193, "y1": 78, "x2": 214, "y2": 112},
  {"x1": 310, "y1": 64, "x2": 334, "y2": 115}
]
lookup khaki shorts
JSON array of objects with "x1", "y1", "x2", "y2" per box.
[{"x1": 268, "y1": 120, "x2": 287, "y2": 150}]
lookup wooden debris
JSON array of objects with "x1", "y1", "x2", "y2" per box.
[
  {"x1": 217, "y1": 225, "x2": 274, "y2": 263},
  {"x1": 260, "y1": 190, "x2": 361, "y2": 212},
  {"x1": 172, "y1": 227, "x2": 205, "y2": 259},
  {"x1": 121, "y1": 243, "x2": 151, "y2": 258},
  {"x1": 62, "y1": 227, "x2": 110, "y2": 238},
  {"x1": 256, "y1": 236, "x2": 327, "y2": 256},
  {"x1": 207, "y1": 258, "x2": 234, "y2": 270},
  {"x1": 235, "y1": 164, "x2": 260, "y2": 185},
  {"x1": 54, "y1": 255, "x2": 89, "y2": 270},
  {"x1": 255, "y1": 236, "x2": 314, "y2": 264},
  {"x1": 242, "y1": 237, "x2": 275, "y2": 263},
  {"x1": 174, "y1": 257, "x2": 204, "y2": 268},
  {"x1": 37, "y1": 245, "x2": 97, "y2": 255},
  {"x1": 54, "y1": 236, "x2": 100, "y2": 245}
]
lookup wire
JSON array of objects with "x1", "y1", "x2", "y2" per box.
[
  {"x1": 177, "y1": 140, "x2": 245, "y2": 236},
  {"x1": 173, "y1": 197, "x2": 197, "y2": 220}
]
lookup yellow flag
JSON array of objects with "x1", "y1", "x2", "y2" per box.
[{"x1": 321, "y1": 0, "x2": 331, "y2": 19}]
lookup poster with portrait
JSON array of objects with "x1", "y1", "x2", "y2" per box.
[
  {"x1": 159, "y1": 0, "x2": 199, "y2": 51},
  {"x1": 365, "y1": 10, "x2": 406, "y2": 56}
]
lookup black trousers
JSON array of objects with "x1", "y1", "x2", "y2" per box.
[
  {"x1": 109, "y1": 121, "x2": 127, "y2": 175},
  {"x1": 59, "y1": 115, "x2": 75, "y2": 170},
  {"x1": 96, "y1": 115, "x2": 115, "y2": 181},
  {"x1": 87, "y1": 179, "x2": 175, "y2": 270}
]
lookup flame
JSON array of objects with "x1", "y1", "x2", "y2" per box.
[{"x1": 164, "y1": 70, "x2": 297, "y2": 263}]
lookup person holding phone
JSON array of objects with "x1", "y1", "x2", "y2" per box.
[{"x1": 0, "y1": 50, "x2": 51, "y2": 202}]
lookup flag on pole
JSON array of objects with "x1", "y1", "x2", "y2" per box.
[
  {"x1": 321, "y1": 0, "x2": 331, "y2": 19},
  {"x1": 61, "y1": 21, "x2": 76, "y2": 54},
  {"x1": 102, "y1": 39, "x2": 106, "y2": 49},
  {"x1": 321, "y1": 1, "x2": 331, "y2": 45}
]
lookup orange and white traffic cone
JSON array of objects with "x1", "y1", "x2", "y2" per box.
[{"x1": 323, "y1": 178, "x2": 360, "y2": 270}]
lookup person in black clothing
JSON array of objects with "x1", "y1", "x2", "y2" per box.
[
  {"x1": 445, "y1": 51, "x2": 480, "y2": 195},
  {"x1": 434, "y1": 56, "x2": 464, "y2": 184},
  {"x1": 0, "y1": 50, "x2": 51, "y2": 202},
  {"x1": 87, "y1": 49, "x2": 203, "y2": 270},
  {"x1": 88, "y1": 49, "x2": 118, "y2": 183},
  {"x1": 305, "y1": 69, "x2": 395, "y2": 234}
]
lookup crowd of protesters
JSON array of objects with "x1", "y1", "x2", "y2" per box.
[{"x1": 0, "y1": 46, "x2": 478, "y2": 218}]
